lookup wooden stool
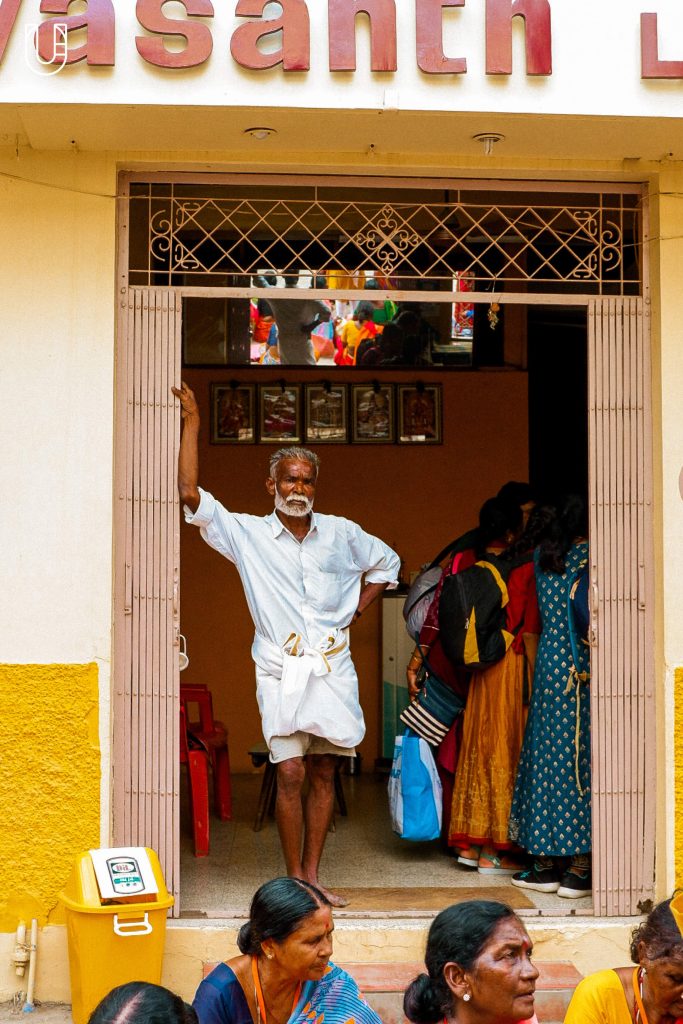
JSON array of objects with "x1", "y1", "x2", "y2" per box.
[{"x1": 248, "y1": 743, "x2": 349, "y2": 832}]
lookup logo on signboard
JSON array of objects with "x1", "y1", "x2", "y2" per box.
[{"x1": 25, "y1": 22, "x2": 68, "y2": 75}]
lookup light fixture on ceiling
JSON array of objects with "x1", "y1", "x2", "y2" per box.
[
  {"x1": 243, "y1": 126, "x2": 277, "y2": 140},
  {"x1": 473, "y1": 132, "x2": 505, "y2": 156}
]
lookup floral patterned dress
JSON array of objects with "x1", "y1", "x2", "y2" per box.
[{"x1": 508, "y1": 541, "x2": 591, "y2": 857}]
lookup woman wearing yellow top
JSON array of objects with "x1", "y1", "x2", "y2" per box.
[{"x1": 564, "y1": 896, "x2": 683, "y2": 1024}]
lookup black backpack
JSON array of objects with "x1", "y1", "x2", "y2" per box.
[
  {"x1": 402, "y1": 527, "x2": 480, "y2": 641},
  {"x1": 438, "y1": 552, "x2": 530, "y2": 672}
]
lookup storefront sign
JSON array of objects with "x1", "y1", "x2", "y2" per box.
[{"x1": 0, "y1": 0, "x2": 681, "y2": 79}]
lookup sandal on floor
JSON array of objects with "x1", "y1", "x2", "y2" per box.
[
  {"x1": 478, "y1": 853, "x2": 526, "y2": 875},
  {"x1": 456, "y1": 845, "x2": 481, "y2": 868}
]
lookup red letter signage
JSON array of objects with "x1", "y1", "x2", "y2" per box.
[
  {"x1": 416, "y1": 0, "x2": 466, "y2": 74},
  {"x1": 231, "y1": 0, "x2": 310, "y2": 71},
  {"x1": 641, "y1": 12, "x2": 683, "y2": 78},
  {"x1": 37, "y1": 0, "x2": 114, "y2": 65},
  {"x1": 486, "y1": 0, "x2": 552, "y2": 75},
  {"x1": 0, "y1": 0, "x2": 22, "y2": 63},
  {"x1": 328, "y1": 0, "x2": 397, "y2": 72},
  {"x1": 136, "y1": 0, "x2": 213, "y2": 70}
]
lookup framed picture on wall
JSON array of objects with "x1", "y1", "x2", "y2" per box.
[
  {"x1": 210, "y1": 383, "x2": 256, "y2": 444},
  {"x1": 304, "y1": 383, "x2": 348, "y2": 443},
  {"x1": 397, "y1": 384, "x2": 442, "y2": 444},
  {"x1": 259, "y1": 384, "x2": 302, "y2": 443},
  {"x1": 350, "y1": 383, "x2": 395, "y2": 443}
]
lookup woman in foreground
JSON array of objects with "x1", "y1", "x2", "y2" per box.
[
  {"x1": 404, "y1": 899, "x2": 538, "y2": 1024},
  {"x1": 89, "y1": 982, "x2": 197, "y2": 1024},
  {"x1": 564, "y1": 895, "x2": 683, "y2": 1024},
  {"x1": 193, "y1": 877, "x2": 381, "y2": 1024}
]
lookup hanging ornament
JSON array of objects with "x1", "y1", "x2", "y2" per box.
[{"x1": 488, "y1": 301, "x2": 500, "y2": 330}]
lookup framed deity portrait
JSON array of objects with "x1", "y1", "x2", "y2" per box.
[
  {"x1": 397, "y1": 384, "x2": 442, "y2": 444},
  {"x1": 259, "y1": 384, "x2": 302, "y2": 443},
  {"x1": 350, "y1": 384, "x2": 395, "y2": 443},
  {"x1": 210, "y1": 384, "x2": 256, "y2": 444},
  {"x1": 304, "y1": 384, "x2": 348, "y2": 444}
]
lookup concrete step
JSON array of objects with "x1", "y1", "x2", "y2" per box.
[
  {"x1": 203, "y1": 960, "x2": 582, "y2": 1024},
  {"x1": 343, "y1": 961, "x2": 581, "y2": 1024}
]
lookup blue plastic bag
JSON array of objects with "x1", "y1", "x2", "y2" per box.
[{"x1": 388, "y1": 729, "x2": 442, "y2": 841}]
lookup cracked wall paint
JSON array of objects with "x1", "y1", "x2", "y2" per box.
[
  {"x1": 0, "y1": 664, "x2": 100, "y2": 931},
  {"x1": 676, "y1": 667, "x2": 683, "y2": 890}
]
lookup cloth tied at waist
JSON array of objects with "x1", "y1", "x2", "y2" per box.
[{"x1": 252, "y1": 629, "x2": 365, "y2": 748}]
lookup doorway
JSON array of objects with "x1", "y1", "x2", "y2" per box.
[{"x1": 112, "y1": 175, "x2": 654, "y2": 919}]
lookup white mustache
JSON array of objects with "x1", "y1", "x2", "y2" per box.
[{"x1": 274, "y1": 493, "x2": 313, "y2": 517}]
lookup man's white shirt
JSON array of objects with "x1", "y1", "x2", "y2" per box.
[
  {"x1": 184, "y1": 487, "x2": 400, "y2": 746},
  {"x1": 184, "y1": 487, "x2": 400, "y2": 647}
]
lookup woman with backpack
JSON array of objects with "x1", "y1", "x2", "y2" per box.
[
  {"x1": 447, "y1": 499, "x2": 543, "y2": 874},
  {"x1": 508, "y1": 494, "x2": 591, "y2": 899}
]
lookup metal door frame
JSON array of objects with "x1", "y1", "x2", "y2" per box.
[{"x1": 112, "y1": 171, "x2": 655, "y2": 917}]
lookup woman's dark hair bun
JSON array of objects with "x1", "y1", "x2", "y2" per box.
[
  {"x1": 237, "y1": 922, "x2": 254, "y2": 955},
  {"x1": 403, "y1": 973, "x2": 443, "y2": 1024}
]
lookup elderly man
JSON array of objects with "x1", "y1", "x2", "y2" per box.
[{"x1": 172, "y1": 382, "x2": 399, "y2": 905}]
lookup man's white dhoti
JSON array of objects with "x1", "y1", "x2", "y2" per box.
[{"x1": 252, "y1": 629, "x2": 365, "y2": 749}]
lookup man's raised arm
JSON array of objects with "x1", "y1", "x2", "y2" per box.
[{"x1": 171, "y1": 381, "x2": 201, "y2": 513}]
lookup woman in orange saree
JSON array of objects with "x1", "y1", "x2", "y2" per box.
[{"x1": 448, "y1": 506, "x2": 548, "y2": 874}]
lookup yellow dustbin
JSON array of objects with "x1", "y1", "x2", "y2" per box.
[{"x1": 60, "y1": 847, "x2": 174, "y2": 1024}]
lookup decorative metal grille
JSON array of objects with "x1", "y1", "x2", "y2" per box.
[{"x1": 129, "y1": 185, "x2": 642, "y2": 295}]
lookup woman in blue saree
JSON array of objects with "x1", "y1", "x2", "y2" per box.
[{"x1": 193, "y1": 878, "x2": 381, "y2": 1024}]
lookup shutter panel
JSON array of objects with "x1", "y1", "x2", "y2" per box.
[
  {"x1": 113, "y1": 287, "x2": 181, "y2": 912},
  {"x1": 588, "y1": 297, "x2": 655, "y2": 916}
]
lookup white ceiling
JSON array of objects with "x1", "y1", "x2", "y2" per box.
[{"x1": 1, "y1": 103, "x2": 681, "y2": 167}]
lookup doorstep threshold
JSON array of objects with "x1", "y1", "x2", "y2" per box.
[{"x1": 176, "y1": 906, "x2": 596, "y2": 923}]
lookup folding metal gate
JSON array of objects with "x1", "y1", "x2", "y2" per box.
[
  {"x1": 588, "y1": 296, "x2": 655, "y2": 916},
  {"x1": 112, "y1": 287, "x2": 182, "y2": 911}
]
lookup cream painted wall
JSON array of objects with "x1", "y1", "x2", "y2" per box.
[
  {"x1": 3, "y1": 1, "x2": 683, "y2": 119},
  {"x1": 0, "y1": 150, "x2": 116, "y2": 664},
  {"x1": 651, "y1": 168, "x2": 683, "y2": 895},
  {"x1": 0, "y1": 149, "x2": 117, "y2": 842}
]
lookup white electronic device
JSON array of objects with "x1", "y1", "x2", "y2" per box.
[{"x1": 89, "y1": 847, "x2": 159, "y2": 901}]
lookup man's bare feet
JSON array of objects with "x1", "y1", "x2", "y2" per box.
[{"x1": 308, "y1": 881, "x2": 350, "y2": 908}]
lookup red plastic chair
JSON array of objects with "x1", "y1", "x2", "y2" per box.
[
  {"x1": 180, "y1": 684, "x2": 233, "y2": 823},
  {"x1": 179, "y1": 703, "x2": 210, "y2": 857}
]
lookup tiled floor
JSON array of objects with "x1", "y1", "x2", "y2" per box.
[{"x1": 179, "y1": 771, "x2": 592, "y2": 918}]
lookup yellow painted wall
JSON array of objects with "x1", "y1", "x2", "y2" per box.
[{"x1": 0, "y1": 664, "x2": 100, "y2": 931}]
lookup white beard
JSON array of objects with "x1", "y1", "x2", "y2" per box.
[{"x1": 274, "y1": 492, "x2": 313, "y2": 518}]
